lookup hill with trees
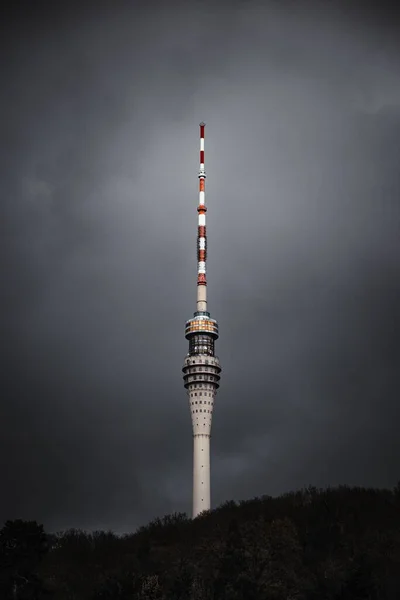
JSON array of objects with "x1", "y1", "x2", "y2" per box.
[{"x1": 1, "y1": 484, "x2": 400, "y2": 599}]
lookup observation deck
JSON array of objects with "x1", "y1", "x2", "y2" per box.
[{"x1": 185, "y1": 311, "x2": 219, "y2": 340}]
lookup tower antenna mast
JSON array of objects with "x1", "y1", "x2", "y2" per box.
[{"x1": 182, "y1": 123, "x2": 222, "y2": 518}]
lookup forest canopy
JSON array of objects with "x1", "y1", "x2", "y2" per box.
[{"x1": 1, "y1": 484, "x2": 400, "y2": 599}]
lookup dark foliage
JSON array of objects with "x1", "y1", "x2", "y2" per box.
[
  {"x1": 0, "y1": 519, "x2": 50, "y2": 598},
  {"x1": 2, "y1": 484, "x2": 400, "y2": 599}
]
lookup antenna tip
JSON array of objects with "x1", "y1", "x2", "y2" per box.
[{"x1": 199, "y1": 121, "x2": 206, "y2": 127}]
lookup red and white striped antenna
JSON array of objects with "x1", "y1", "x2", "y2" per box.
[{"x1": 197, "y1": 122, "x2": 207, "y2": 312}]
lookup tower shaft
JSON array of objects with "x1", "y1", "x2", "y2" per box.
[
  {"x1": 193, "y1": 434, "x2": 211, "y2": 517},
  {"x1": 183, "y1": 123, "x2": 221, "y2": 519}
]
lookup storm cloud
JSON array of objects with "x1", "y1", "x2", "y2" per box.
[{"x1": 1, "y1": 0, "x2": 399, "y2": 533}]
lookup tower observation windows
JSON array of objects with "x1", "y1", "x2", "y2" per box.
[
  {"x1": 189, "y1": 335, "x2": 214, "y2": 356},
  {"x1": 185, "y1": 318, "x2": 219, "y2": 338}
]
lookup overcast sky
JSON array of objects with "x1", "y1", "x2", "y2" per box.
[{"x1": 1, "y1": 0, "x2": 400, "y2": 534}]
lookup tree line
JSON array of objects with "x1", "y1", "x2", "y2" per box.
[{"x1": 1, "y1": 484, "x2": 400, "y2": 599}]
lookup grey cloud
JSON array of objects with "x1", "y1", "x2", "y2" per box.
[{"x1": 1, "y1": 0, "x2": 399, "y2": 533}]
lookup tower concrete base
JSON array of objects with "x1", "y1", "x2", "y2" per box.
[{"x1": 193, "y1": 433, "x2": 210, "y2": 517}]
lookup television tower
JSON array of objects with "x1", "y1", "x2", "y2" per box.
[{"x1": 182, "y1": 123, "x2": 221, "y2": 518}]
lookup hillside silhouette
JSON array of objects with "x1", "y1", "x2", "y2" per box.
[{"x1": 1, "y1": 484, "x2": 400, "y2": 599}]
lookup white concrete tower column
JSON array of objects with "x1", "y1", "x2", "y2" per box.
[
  {"x1": 193, "y1": 434, "x2": 210, "y2": 517},
  {"x1": 183, "y1": 353, "x2": 221, "y2": 517}
]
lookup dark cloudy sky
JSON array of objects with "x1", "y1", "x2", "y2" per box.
[{"x1": 1, "y1": 0, "x2": 400, "y2": 534}]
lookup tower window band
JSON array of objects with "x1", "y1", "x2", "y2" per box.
[{"x1": 188, "y1": 334, "x2": 214, "y2": 356}]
